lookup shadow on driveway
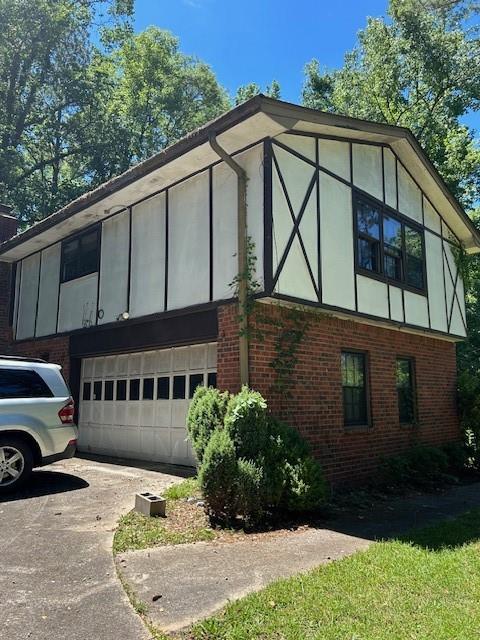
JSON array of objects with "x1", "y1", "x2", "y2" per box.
[{"x1": 0, "y1": 469, "x2": 89, "y2": 503}]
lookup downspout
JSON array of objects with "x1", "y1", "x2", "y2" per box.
[{"x1": 208, "y1": 132, "x2": 249, "y2": 387}]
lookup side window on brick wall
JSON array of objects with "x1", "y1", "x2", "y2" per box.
[
  {"x1": 341, "y1": 351, "x2": 369, "y2": 427},
  {"x1": 396, "y1": 357, "x2": 416, "y2": 424}
]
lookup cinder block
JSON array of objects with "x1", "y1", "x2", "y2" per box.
[{"x1": 134, "y1": 492, "x2": 166, "y2": 517}]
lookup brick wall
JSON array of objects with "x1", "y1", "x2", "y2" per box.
[
  {"x1": 0, "y1": 211, "x2": 17, "y2": 353},
  {"x1": 5, "y1": 336, "x2": 71, "y2": 381},
  {"x1": 217, "y1": 302, "x2": 460, "y2": 486}
]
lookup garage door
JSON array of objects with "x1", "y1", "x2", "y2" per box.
[{"x1": 78, "y1": 342, "x2": 217, "y2": 466}]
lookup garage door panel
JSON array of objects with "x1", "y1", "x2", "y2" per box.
[
  {"x1": 79, "y1": 343, "x2": 216, "y2": 465},
  {"x1": 173, "y1": 347, "x2": 188, "y2": 371}
]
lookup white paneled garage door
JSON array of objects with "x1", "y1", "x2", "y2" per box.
[{"x1": 78, "y1": 342, "x2": 217, "y2": 466}]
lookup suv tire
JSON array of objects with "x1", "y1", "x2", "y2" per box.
[{"x1": 0, "y1": 436, "x2": 33, "y2": 493}]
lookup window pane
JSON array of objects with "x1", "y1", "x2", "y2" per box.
[
  {"x1": 357, "y1": 202, "x2": 380, "y2": 239},
  {"x1": 396, "y1": 358, "x2": 415, "y2": 423},
  {"x1": 129, "y1": 378, "x2": 140, "y2": 401},
  {"x1": 104, "y1": 380, "x2": 114, "y2": 401},
  {"x1": 143, "y1": 378, "x2": 154, "y2": 400},
  {"x1": 358, "y1": 238, "x2": 380, "y2": 272},
  {"x1": 116, "y1": 379, "x2": 127, "y2": 401},
  {"x1": 93, "y1": 381, "x2": 102, "y2": 401},
  {"x1": 157, "y1": 377, "x2": 170, "y2": 400},
  {"x1": 405, "y1": 226, "x2": 424, "y2": 289},
  {"x1": 383, "y1": 216, "x2": 403, "y2": 280},
  {"x1": 82, "y1": 381, "x2": 91, "y2": 401},
  {"x1": 207, "y1": 372, "x2": 217, "y2": 388},
  {"x1": 341, "y1": 352, "x2": 368, "y2": 426},
  {"x1": 0, "y1": 369, "x2": 53, "y2": 399},
  {"x1": 173, "y1": 375, "x2": 186, "y2": 399},
  {"x1": 62, "y1": 229, "x2": 99, "y2": 282},
  {"x1": 189, "y1": 373, "x2": 204, "y2": 399}
]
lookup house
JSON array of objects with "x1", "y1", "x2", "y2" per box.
[{"x1": 0, "y1": 96, "x2": 478, "y2": 484}]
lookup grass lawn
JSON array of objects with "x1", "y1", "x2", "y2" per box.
[
  {"x1": 113, "y1": 477, "x2": 215, "y2": 554},
  {"x1": 189, "y1": 509, "x2": 480, "y2": 640}
]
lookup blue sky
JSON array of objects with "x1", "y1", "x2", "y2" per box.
[
  {"x1": 133, "y1": 0, "x2": 388, "y2": 102},
  {"x1": 133, "y1": 0, "x2": 478, "y2": 132}
]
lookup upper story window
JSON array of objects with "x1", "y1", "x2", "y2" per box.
[
  {"x1": 355, "y1": 193, "x2": 425, "y2": 293},
  {"x1": 61, "y1": 228, "x2": 100, "y2": 283}
]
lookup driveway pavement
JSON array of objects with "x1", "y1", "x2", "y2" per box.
[
  {"x1": 0, "y1": 456, "x2": 184, "y2": 640},
  {"x1": 119, "y1": 481, "x2": 480, "y2": 632}
]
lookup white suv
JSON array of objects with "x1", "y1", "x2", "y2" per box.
[{"x1": 0, "y1": 357, "x2": 78, "y2": 492}]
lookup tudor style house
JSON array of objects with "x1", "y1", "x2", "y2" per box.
[{"x1": 0, "y1": 96, "x2": 478, "y2": 484}]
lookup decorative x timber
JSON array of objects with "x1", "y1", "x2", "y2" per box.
[
  {"x1": 271, "y1": 143, "x2": 320, "y2": 301},
  {"x1": 442, "y1": 242, "x2": 467, "y2": 335}
]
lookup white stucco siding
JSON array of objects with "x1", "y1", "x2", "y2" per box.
[
  {"x1": 443, "y1": 241, "x2": 466, "y2": 337},
  {"x1": 98, "y1": 210, "x2": 130, "y2": 324},
  {"x1": 277, "y1": 133, "x2": 316, "y2": 163},
  {"x1": 383, "y1": 148, "x2": 397, "y2": 209},
  {"x1": 320, "y1": 173, "x2": 355, "y2": 310},
  {"x1": 352, "y1": 144, "x2": 383, "y2": 201},
  {"x1": 397, "y1": 164, "x2": 422, "y2": 223},
  {"x1": 389, "y1": 285, "x2": 404, "y2": 322},
  {"x1": 404, "y1": 290, "x2": 429, "y2": 328},
  {"x1": 57, "y1": 272, "x2": 98, "y2": 333},
  {"x1": 35, "y1": 243, "x2": 61, "y2": 337},
  {"x1": 130, "y1": 193, "x2": 166, "y2": 318},
  {"x1": 237, "y1": 144, "x2": 264, "y2": 288},
  {"x1": 212, "y1": 163, "x2": 237, "y2": 301},
  {"x1": 423, "y1": 197, "x2": 441, "y2": 234},
  {"x1": 356, "y1": 275, "x2": 389, "y2": 318},
  {"x1": 16, "y1": 253, "x2": 40, "y2": 340},
  {"x1": 168, "y1": 172, "x2": 210, "y2": 310},
  {"x1": 319, "y1": 139, "x2": 350, "y2": 182},
  {"x1": 425, "y1": 232, "x2": 447, "y2": 333},
  {"x1": 272, "y1": 143, "x2": 318, "y2": 300}
]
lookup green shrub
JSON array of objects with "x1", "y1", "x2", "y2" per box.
[
  {"x1": 196, "y1": 387, "x2": 328, "y2": 524},
  {"x1": 236, "y1": 458, "x2": 265, "y2": 526},
  {"x1": 283, "y1": 456, "x2": 328, "y2": 512},
  {"x1": 442, "y1": 441, "x2": 468, "y2": 473},
  {"x1": 198, "y1": 429, "x2": 238, "y2": 521},
  {"x1": 187, "y1": 386, "x2": 230, "y2": 463},
  {"x1": 458, "y1": 370, "x2": 480, "y2": 468},
  {"x1": 381, "y1": 444, "x2": 450, "y2": 488},
  {"x1": 224, "y1": 387, "x2": 269, "y2": 460},
  {"x1": 404, "y1": 445, "x2": 449, "y2": 479}
]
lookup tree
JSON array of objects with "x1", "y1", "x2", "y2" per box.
[
  {"x1": 0, "y1": 0, "x2": 134, "y2": 223},
  {"x1": 0, "y1": 2, "x2": 228, "y2": 225},
  {"x1": 235, "y1": 80, "x2": 281, "y2": 105},
  {"x1": 302, "y1": 0, "x2": 480, "y2": 209}
]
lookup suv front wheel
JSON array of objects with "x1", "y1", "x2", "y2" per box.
[{"x1": 0, "y1": 436, "x2": 33, "y2": 493}]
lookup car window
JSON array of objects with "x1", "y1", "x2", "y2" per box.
[{"x1": 0, "y1": 368, "x2": 53, "y2": 399}]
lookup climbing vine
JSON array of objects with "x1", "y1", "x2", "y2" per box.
[
  {"x1": 231, "y1": 237, "x2": 321, "y2": 400},
  {"x1": 449, "y1": 235, "x2": 472, "y2": 291}
]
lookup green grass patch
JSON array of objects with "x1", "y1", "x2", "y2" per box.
[
  {"x1": 113, "y1": 510, "x2": 214, "y2": 554},
  {"x1": 113, "y1": 477, "x2": 214, "y2": 555},
  {"x1": 190, "y1": 509, "x2": 480, "y2": 640},
  {"x1": 163, "y1": 476, "x2": 199, "y2": 501}
]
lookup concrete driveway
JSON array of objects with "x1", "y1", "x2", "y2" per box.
[{"x1": 0, "y1": 456, "x2": 184, "y2": 640}]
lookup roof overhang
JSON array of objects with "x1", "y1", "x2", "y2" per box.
[{"x1": 1, "y1": 95, "x2": 479, "y2": 261}]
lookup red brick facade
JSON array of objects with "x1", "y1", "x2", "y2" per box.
[{"x1": 217, "y1": 302, "x2": 460, "y2": 486}]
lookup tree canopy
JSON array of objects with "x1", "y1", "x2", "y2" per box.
[
  {"x1": 303, "y1": 0, "x2": 480, "y2": 209},
  {"x1": 0, "y1": 0, "x2": 228, "y2": 225}
]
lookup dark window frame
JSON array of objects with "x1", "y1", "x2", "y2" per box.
[
  {"x1": 353, "y1": 191, "x2": 427, "y2": 295},
  {"x1": 60, "y1": 226, "x2": 101, "y2": 283},
  {"x1": 341, "y1": 350, "x2": 371, "y2": 429},
  {"x1": 396, "y1": 356, "x2": 418, "y2": 425}
]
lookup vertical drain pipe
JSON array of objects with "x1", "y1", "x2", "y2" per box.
[{"x1": 208, "y1": 132, "x2": 249, "y2": 387}]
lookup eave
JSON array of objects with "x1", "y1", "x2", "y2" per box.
[{"x1": 1, "y1": 95, "x2": 478, "y2": 262}]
